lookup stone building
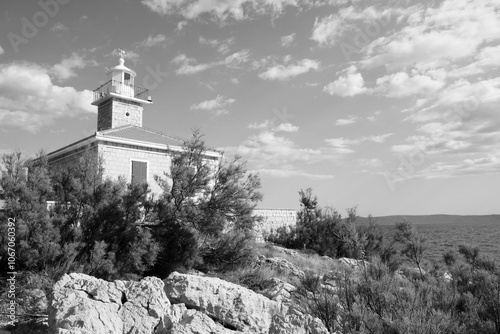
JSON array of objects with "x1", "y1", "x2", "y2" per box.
[{"x1": 46, "y1": 52, "x2": 221, "y2": 195}]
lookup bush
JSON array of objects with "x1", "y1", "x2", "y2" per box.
[{"x1": 266, "y1": 188, "x2": 364, "y2": 259}]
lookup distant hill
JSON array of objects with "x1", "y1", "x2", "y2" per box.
[{"x1": 356, "y1": 214, "x2": 500, "y2": 226}]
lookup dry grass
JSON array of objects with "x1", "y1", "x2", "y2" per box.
[{"x1": 255, "y1": 243, "x2": 339, "y2": 277}]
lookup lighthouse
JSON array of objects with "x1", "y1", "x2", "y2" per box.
[{"x1": 91, "y1": 49, "x2": 152, "y2": 131}]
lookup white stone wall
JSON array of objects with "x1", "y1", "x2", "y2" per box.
[
  {"x1": 253, "y1": 208, "x2": 297, "y2": 242},
  {"x1": 98, "y1": 143, "x2": 171, "y2": 196}
]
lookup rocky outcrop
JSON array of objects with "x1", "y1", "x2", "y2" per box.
[
  {"x1": 49, "y1": 273, "x2": 170, "y2": 334},
  {"x1": 49, "y1": 270, "x2": 329, "y2": 334},
  {"x1": 164, "y1": 272, "x2": 280, "y2": 333},
  {"x1": 163, "y1": 272, "x2": 328, "y2": 334}
]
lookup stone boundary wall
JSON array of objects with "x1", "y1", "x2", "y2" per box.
[{"x1": 253, "y1": 208, "x2": 297, "y2": 243}]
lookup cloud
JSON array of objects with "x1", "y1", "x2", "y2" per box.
[
  {"x1": 311, "y1": 6, "x2": 396, "y2": 46},
  {"x1": 199, "y1": 37, "x2": 235, "y2": 54},
  {"x1": 225, "y1": 131, "x2": 322, "y2": 165},
  {"x1": 172, "y1": 50, "x2": 250, "y2": 75},
  {"x1": 172, "y1": 54, "x2": 211, "y2": 75},
  {"x1": 281, "y1": 33, "x2": 296, "y2": 47},
  {"x1": 141, "y1": 0, "x2": 299, "y2": 21},
  {"x1": 335, "y1": 115, "x2": 358, "y2": 125},
  {"x1": 255, "y1": 168, "x2": 334, "y2": 179},
  {"x1": 361, "y1": 1, "x2": 500, "y2": 70},
  {"x1": 259, "y1": 59, "x2": 320, "y2": 80},
  {"x1": 325, "y1": 133, "x2": 393, "y2": 153},
  {"x1": 0, "y1": 44, "x2": 4, "y2": 55},
  {"x1": 375, "y1": 71, "x2": 445, "y2": 98},
  {"x1": 49, "y1": 22, "x2": 68, "y2": 33},
  {"x1": 0, "y1": 62, "x2": 94, "y2": 133},
  {"x1": 324, "y1": 65, "x2": 367, "y2": 97},
  {"x1": 447, "y1": 45, "x2": 500, "y2": 78},
  {"x1": 51, "y1": 53, "x2": 97, "y2": 82},
  {"x1": 140, "y1": 34, "x2": 167, "y2": 48},
  {"x1": 249, "y1": 120, "x2": 299, "y2": 132},
  {"x1": 366, "y1": 110, "x2": 380, "y2": 122},
  {"x1": 190, "y1": 95, "x2": 235, "y2": 115},
  {"x1": 177, "y1": 20, "x2": 188, "y2": 31}
]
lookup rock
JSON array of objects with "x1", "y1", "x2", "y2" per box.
[
  {"x1": 49, "y1": 273, "x2": 170, "y2": 334},
  {"x1": 338, "y1": 257, "x2": 369, "y2": 269},
  {"x1": 255, "y1": 256, "x2": 305, "y2": 281},
  {"x1": 270, "y1": 309, "x2": 328, "y2": 334},
  {"x1": 168, "y1": 308, "x2": 244, "y2": 334},
  {"x1": 164, "y1": 272, "x2": 280, "y2": 333},
  {"x1": 260, "y1": 278, "x2": 296, "y2": 303},
  {"x1": 50, "y1": 271, "x2": 330, "y2": 334}
]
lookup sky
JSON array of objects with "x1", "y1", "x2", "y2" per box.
[{"x1": 0, "y1": 0, "x2": 499, "y2": 216}]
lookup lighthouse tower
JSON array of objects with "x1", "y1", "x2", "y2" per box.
[{"x1": 91, "y1": 50, "x2": 152, "y2": 131}]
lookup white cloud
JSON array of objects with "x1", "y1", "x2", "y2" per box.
[
  {"x1": 447, "y1": 45, "x2": 500, "y2": 78},
  {"x1": 311, "y1": 6, "x2": 396, "y2": 46},
  {"x1": 177, "y1": 20, "x2": 188, "y2": 31},
  {"x1": 335, "y1": 115, "x2": 358, "y2": 125},
  {"x1": 199, "y1": 36, "x2": 235, "y2": 53},
  {"x1": 0, "y1": 44, "x2": 4, "y2": 55},
  {"x1": 281, "y1": 33, "x2": 296, "y2": 47},
  {"x1": 311, "y1": 13, "x2": 345, "y2": 46},
  {"x1": 249, "y1": 120, "x2": 299, "y2": 132},
  {"x1": 172, "y1": 54, "x2": 211, "y2": 75},
  {"x1": 225, "y1": 131, "x2": 322, "y2": 165},
  {"x1": 49, "y1": 22, "x2": 68, "y2": 33},
  {"x1": 140, "y1": 34, "x2": 167, "y2": 48},
  {"x1": 275, "y1": 123, "x2": 299, "y2": 132},
  {"x1": 223, "y1": 50, "x2": 250, "y2": 68},
  {"x1": 325, "y1": 133, "x2": 393, "y2": 153},
  {"x1": 172, "y1": 50, "x2": 249, "y2": 75},
  {"x1": 375, "y1": 71, "x2": 445, "y2": 98},
  {"x1": 259, "y1": 59, "x2": 319, "y2": 80},
  {"x1": 141, "y1": 0, "x2": 298, "y2": 21},
  {"x1": 361, "y1": 1, "x2": 500, "y2": 70},
  {"x1": 255, "y1": 168, "x2": 334, "y2": 179},
  {"x1": 190, "y1": 95, "x2": 235, "y2": 114},
  {"x1": 366, "y1": 110, "x2": 380, "y2": 122},
  {"x1": 51, "y1": 53, "x2": 96, "y2": 82},
  {"x1": 0, "y1": 62, "x2": 94, "y2": 132},
  {"x1": 324, "y1": 65, "x2": 367, "y2": 97}
]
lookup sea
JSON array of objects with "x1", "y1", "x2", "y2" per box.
[{"x1": 379, "y1": 221, "x2": 500, "y2": 265}]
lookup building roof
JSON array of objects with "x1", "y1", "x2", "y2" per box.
[
  {"x1": 47, "y1": 125, "x2": 223, "y2": 162},
  {"x1": 98, "y1": 125, "x2": 184, "y2": 147}
]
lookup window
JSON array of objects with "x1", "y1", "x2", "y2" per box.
[{"x1": 131, "y1": 160, "x2": 147, "y2": 185}]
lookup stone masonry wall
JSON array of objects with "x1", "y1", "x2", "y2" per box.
[
  {"x1": 253, "y1": 208, "x2": 297, "y2": 243},
  {"x1": 98, "y1": 143, "x2": 171, "y2": 195},
  {"x1": 97, "y1": 97, "x2": 143, "y2": 131}
]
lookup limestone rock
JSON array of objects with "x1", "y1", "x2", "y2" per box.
[
  {"x1": 338, "y1": 257, "x2": 369, "y2": 269},
  {"x1": 270, "y1": 310, "x2": 329, "y2": 334},
  {"x1": 261, "y1": 277, "x2": 296, "y2": 303},
  {"x1": 168, "y1": 308, "x2": 244, "y2": 334},
  {"x1": 164, "y1": 272, "x2": 280, "y2": 333},
  {"x1": 255, "y1": 256, "x2": 305, "y2": 280},
  {"x1": 49, "y1": 273, "x2": 170, "y2": 334}
]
